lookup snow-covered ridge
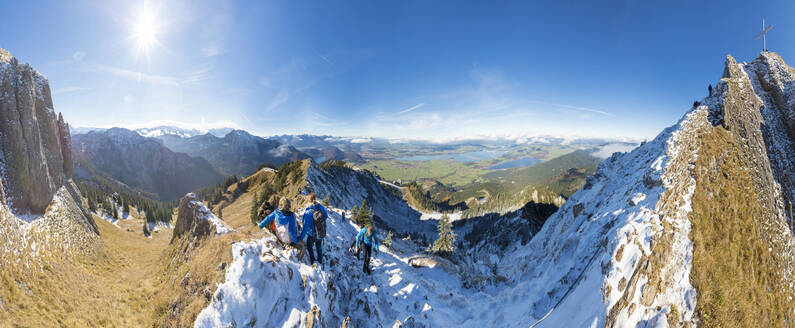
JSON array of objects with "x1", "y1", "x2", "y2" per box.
[
  {"x1": 305, "y1": 163, "x2": 434, "y2": 238},
  {"x1": 195, "y1": 208, "x2": 476, "y2": 327},
  {"x1": 135, "y1": 125, "x2": 235, "y2": 139},
  {"x1": 194, "y1": 102, "x2": 713, "y2": 327}
]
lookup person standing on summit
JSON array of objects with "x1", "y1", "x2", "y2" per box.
[
  {"x1": 300, "y1": 194, "x2": 328, "y2": 266},
  {"x1": 259, "y1": 198, "x2": 305, "y2": 259}
]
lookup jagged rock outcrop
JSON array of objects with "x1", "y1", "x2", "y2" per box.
[
  {"x1": 171, "y1": 193, "x2": 232, "y2": 243},
  {"x1": 57, "y1": 112, "x2": 73, "y2": 178},
  {"x1": 0, "y1": 48, "x2": 73, "y2": 214},
  {"x1": 716, "y1": 53, "x2": 795, "y2": 230}
]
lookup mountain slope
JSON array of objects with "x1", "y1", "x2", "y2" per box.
[
  {"x1": 306, "y1": 161, "x2": 434, "y2": 237},
  {"x1": 301, "y1": 145, "x2": 365, "y2": 164},
  {"x1": 189, "y1": 52, "x2": 795, "y2": 327},
  {"x1": 485, "y1": 149, "x2": 603, "y2": 197},
  {"x1": 156, "y1": 130, "x2": 310, "y2": 176},
  {"x1": 72, "y1": 128, "x2": 225, "y2": 200}
]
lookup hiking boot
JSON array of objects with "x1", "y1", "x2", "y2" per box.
[{"x1": 296, "y1": 245, "x2": 306, "y2": 261}]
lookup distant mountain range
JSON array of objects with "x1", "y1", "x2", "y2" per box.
[
  {"x1": 71, "y1": 128, "x2": 224, "y2": 200},
  {"x1": 68, "y1": 125, "x2": 637, "y2": 204},
  {"x1": 154, "y1": 130, "x2": 310, "y2": 177},
  {"x1": 135, "y1": 126, "x2": 234, "y2": 138}
]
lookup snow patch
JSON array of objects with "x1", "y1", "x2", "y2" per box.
[{"x1": 186, "y1": 193, "x2": 233, "y2": 235}]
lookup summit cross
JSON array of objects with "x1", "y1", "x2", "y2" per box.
[{"x1": 754, "y1": 19, "x2": 773, "y2": 52}]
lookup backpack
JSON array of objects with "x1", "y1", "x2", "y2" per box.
[{"x1": 313, "y1": 210, "x2": 327, "y2": 239}]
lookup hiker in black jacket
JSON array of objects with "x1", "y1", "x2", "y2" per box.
[{"x1": 300, "y1": 194, "x2": 328, "y2": 265}]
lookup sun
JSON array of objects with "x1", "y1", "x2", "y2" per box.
[
  {"x1": 133, "y1": 12, "x2": 157, "y2": 49},
  {"x1": 132, "y1": 10, "x2": 159, "y2": 52},
  {"x1": 128, "y1": 2, "x2": 165, "y2": 59}
]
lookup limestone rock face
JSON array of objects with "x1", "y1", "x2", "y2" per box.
[
  {"x1": 0, "y1": 48, "x2": 72, "y2": 214},
  {"x1": 711, "y1": 52, "x2": 795, "y2": 230},
  {"x1": 171, "y1": 193, "x2": 215, "y2": 243},
  {"x1": 57, "y1": 112, "x2": 73, "y2": 178}
]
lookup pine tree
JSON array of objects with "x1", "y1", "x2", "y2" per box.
[
  {"x1": 384, "y1": 230, "x2": 393, "y2": 248},
  {"x1": 430, "y1": 214, "x2": 456, "y2": 255},
  {"x1": 354, "y1": 199, "x2": 372, "y2": 226},
  {"x1": 88, "y1": 196, "x2": 97, "y2": 212}
]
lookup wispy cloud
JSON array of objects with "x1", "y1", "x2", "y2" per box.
[
  {"x1": 119, "y1": 119, "x2": 241, "y2": 131},
  {"x1": 72, "y1": 51, "x2": 86, "y2": 61},
  {"x1": 53, "y1": 86, "x2": 90, "y2": 95},
  {"x1": 182, "y1": 67, "x2": 211, "y2": 85},
  {"x1": 306, "y1": 110, "x2": 346, "y2": 127},
  {"x1": 264, "y1": 71, "x2": 339, "y2": 111},
  {"x1": 84, "y1": 64, "x2": 179, "y2": 86},
  {"x1": 201, "y1": 46, "x2": 223, "y2": 57},
  {"x1": 531, "y1": 101, "x2": 614, "y2": 117},
  {"x1": 258, "y1": 77, "x2": 273, "y2": 88},
  {"x1": 397, "y1": 103, "x2": 424, "y2": 114},
  {"x1": 83, "y1": 64, "x2": 209, "y2": 87},
  {"x1": 316, "y1": 52, "x2": 334, "y2": 66},
  {"x1": 45, "y1": 51, "x2": 88, "y2": 66},
  {"x1": 265, "y1": 89, "x2": 291, "y2": 111}
]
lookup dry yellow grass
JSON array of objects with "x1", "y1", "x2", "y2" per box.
[
  {"x1": 0, "y1": 215, "x2": 171, "y2": 327},
  {"x1": 689, "y1": 127, "x2": 794, "y2": 327},
  {"x1": 148, "y1": 167, "x2": 282, "y2": 327},
  {"x1": 0, "y1": 161, "x2": 319, "y2": 327}
]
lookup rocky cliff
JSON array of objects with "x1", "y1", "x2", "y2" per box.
[{"x1": 0, "y1": 48, "x2": 73, "y2": 214}]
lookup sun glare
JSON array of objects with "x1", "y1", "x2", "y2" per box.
[
  {"x1": 130, "y1": 5, "x2": 163, "y2": 58},
  {"x1": 134, "y1": 12, "x2": 157, "y2": 49}
]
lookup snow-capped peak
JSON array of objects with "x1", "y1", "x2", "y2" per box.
[{"x1": 135, "y1": 125, "x2": 235, "y2": 139}]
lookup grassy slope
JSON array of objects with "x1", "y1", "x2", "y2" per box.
[
  {"x1": 0, "y1": 215, "x2": 171, "y2": 327},
  {"x1": 689, "y1": 128, "x2": 794, "y2": 326},
  {"x1": 0, "y1": 167, "x2": 284, "y2": 327}
]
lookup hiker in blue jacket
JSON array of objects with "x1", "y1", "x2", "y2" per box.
[
  {"x1": 304, "y1": 193, "x2": 329, "y2": 220},
  {"x1": 259, "y1": 198, "x2": 304, "y2": 258},
  {"x1": 355, "y1": 225, "x2": 379, "y2": 275},
  {"x1": 300, "y1": 194, "x2": 328, "y2": 265}
]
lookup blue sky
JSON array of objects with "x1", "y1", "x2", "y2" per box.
[{"x1": 2, "y1": 1, "x2": 793, "y2": 141}]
